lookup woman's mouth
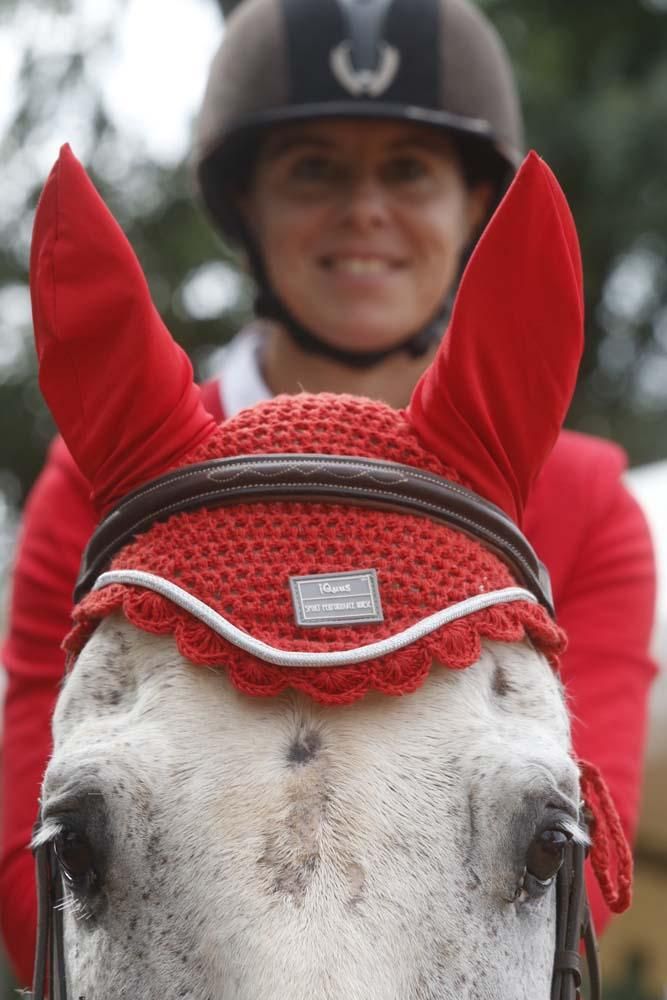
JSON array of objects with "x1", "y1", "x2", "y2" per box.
[{"x1": 320, "y1": 255, "x2": 403, "y2": 276}]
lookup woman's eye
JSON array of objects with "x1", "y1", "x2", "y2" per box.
[
  {"x1": 290, "y1": 156, "x2": 339, "y2": 183},
  {"x1": 54, "y1": 830, "x2": 98, "y2": 891},
  {"x1": 525, "y1": 827, "x2": 571, "y2": 883},
  {"x1": 383, "y1": 157, "x2": 430, "y2": 184}
]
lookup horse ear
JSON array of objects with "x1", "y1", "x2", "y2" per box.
[
  {"x1": 30, "y1": 144, "x2": 217, "y2": 514},
  {"x1": 407, "y1": 151, "x2": 583, "y2": 525}
]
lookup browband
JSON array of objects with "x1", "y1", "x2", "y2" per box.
[{"x1": 75, "y1": 454, "x2": 554, "y2": 615}]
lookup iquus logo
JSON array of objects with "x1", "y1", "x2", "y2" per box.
[{"x1": 329, "y1": 39, "x2": 400, "y2": 97}]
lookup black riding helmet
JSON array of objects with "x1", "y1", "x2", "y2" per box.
[{"x1": 194, "y1": 0, "x2": 524, "y2": 367}]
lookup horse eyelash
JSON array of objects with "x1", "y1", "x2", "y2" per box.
[
  {"x1": 31, "y1": 819, "x2": 65, "y2": 851},
  {"x1": 57, "y1": 888, "x2": 94, "y2": 923},
  {"x1": 560, "y1": 813, "x2": 590, "y2": 847}
]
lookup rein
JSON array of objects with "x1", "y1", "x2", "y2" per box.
[
  {"x1": 552, "y1": 838, "x2": 601, "y2": 1000},
  {"x1": 31, "y1": 838, "x2": 67, "y2": 1000}
]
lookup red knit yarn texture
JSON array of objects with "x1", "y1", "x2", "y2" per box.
[
  {"x1": 580, "y1": 760, "x2": 633, "y2": 913},
  {"x1": 67, "y1": 393, "x2": 565, "y2": 704}
]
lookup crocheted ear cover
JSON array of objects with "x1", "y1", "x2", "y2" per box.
[
  {"x1": 30, "y1": 143, "x2": 217, "y2": 513},
  {"x1": 35, "y1": 149, "x2": 633, "y2": 919},
  {"x1": 32, "y1": 147, "x2": 577, "y2": 704},
  {"x1": 66, "y1": 392, "x2": 565, "y2": 705},
  {"x1": 409, "y1": 151, "x2": 583, "y2": 524}
]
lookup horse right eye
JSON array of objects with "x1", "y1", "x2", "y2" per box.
[
  {"x1": 526, "y1": 827, "x2": 570, "y2": 883},
  {"x1": 54, "y1": 829, "x2": 98, "y2": 893}
]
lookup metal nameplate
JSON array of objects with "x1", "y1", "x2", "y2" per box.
[{"x1": 290, "y1": 569, "x2": 384, "y2": 627}]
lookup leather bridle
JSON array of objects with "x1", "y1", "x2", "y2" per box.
[
  {"x1": 30, "y1": 837, "x2": 68, "y2": 1000},
  {"x1": 552, "y1": 838, "x2": 601, "y2": 1000},
  {"x1": 73, "y1": 454, "x2": 554, "y2": 611},
  {"x1": 32, "y1": 454, "x2": 601, "y2": 998}
]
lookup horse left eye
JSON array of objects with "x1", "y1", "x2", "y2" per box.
[
  {"x1": 54, "y1": 830, "x2": 98, "y2": 890},
  {"x1": 526, "y1": 828, "x2": 570, "y2": 883}
]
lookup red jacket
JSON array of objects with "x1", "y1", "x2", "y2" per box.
[{"x1": 0, "y1": 379, "x2": 657, "y2": 985}]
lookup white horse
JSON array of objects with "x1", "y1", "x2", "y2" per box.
[
  {"x1": 39, "y1": 626, "x2": 579, "y2": 999},
  {"x1": 28, "y1": 147, "x2": 622, "y2": 999}
]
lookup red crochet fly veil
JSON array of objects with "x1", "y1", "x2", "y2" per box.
[{"x1": 30, "y1": 145, "x2": 631, "y2": 914}]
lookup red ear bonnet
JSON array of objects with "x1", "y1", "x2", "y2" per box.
[
  {"x1": 32, "y1": 146, "x2": 578, "y2": 705},
  {"x1": 408, "y1": 151, "x2": 584, "y2": 525},
  {"x1": 30, "y1": 144, "x2": 217, "y2": 514},
  {"x1": 31, "y1": 150, "x2": 631, "y2": 918}
]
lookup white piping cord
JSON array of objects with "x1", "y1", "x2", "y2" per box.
[{"x1": 93, "y1": 570, "x2": 538, "y2": 670}]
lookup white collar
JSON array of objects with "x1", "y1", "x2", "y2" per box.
[{"x1": 215, "y1": 324, "x2": 272, "y2": 418}]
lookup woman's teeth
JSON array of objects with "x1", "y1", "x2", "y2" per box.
[{"x1": 331, "y1": 257, "x2": 391, "y2": 275}]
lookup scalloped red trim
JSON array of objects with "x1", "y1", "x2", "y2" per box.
[{"x1": 66, "y1": 584, "x2": 564, "y2": 705}]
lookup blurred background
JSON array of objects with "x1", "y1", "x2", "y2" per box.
[{"x1": 0, "y1": 0, "x2": 665, "y2": 995}]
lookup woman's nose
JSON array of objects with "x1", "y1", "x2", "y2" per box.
[{"x1": 338, "y1": 172, "x2": 391, "y2": 229}]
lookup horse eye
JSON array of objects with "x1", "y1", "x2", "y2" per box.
[
  {"x1": 526, "y1": 828, "x2": 570, "y2": 883},
  {"x1": 53, "y1": 830, "x2": 98, "y2": 891}
]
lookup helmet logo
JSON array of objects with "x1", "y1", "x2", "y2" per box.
[{"x1": 330, "y1": 40, "x2": 400, "y2": 97}]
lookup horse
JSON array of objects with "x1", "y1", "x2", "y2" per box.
[{"x1": 28, "y1": 145, "x2": 629, "y2": 1000}]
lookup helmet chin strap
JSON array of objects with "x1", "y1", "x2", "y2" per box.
[
  {"x1": 242, "y1": 226, "x2": 452, "y2": 368},
  {"x1": 255, "y1": 282, "x2": 447, "y2": 367}
]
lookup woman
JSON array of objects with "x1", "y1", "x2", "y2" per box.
[{"x1": 0, "y1": 0, "x2": 656, "y2": 984}]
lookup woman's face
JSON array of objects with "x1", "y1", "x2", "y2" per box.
[{"x1": 242, "y1": 119, "x2": 491, "y2": 352}]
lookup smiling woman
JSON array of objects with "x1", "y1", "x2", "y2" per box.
[
  {"x1": 195, "y1": 0, "x2": 522, "y2": 390},
  {"x1": 241, "y1": 120, "x2": 490, "y2": 369}
]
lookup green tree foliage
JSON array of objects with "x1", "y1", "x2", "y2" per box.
[
  {"x1": 481, "y1": 0, "x2": 667, "y2": 463},
  {"x1": 0, "y1": 0, "x2": 247, "y2": 510}
]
